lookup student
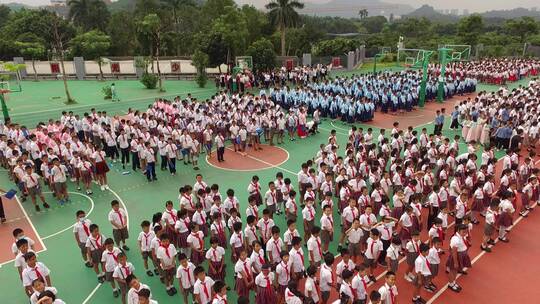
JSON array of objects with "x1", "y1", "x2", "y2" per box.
[
  {"x1": 255, "y1": 264, "x2": 276, "y2": 304},
  {"x1": 14, "y1": 239, "x2": 33, "y2": 281},
  {"x1": 351, "y1": 264, "x2": 370, "y2": 303},
  {"x1": 377, "y1": 271, "x2": 398, "y2": 304},
  {"x1": 22, "y1": 165, "x2": 49, "y2": 211},
  {"x1": 412, "y1": 243, "x2": 431, "y2": 303},
  {"x1": 302, "y1": 197, "x2": 316, "y2": 245},
  {"x1": 193, "y1": 266, "x2": 215, "y2": 304},
  {"x1": 187, "y1": 223, "x2": 206, "y2": 266},
  {"x1": 176, "y1": 253, "x2": 196, "y2": 304},
  {"x1": 113, "y1": 252, "x2": 135, "y2": 304},
  {"x1": 275, "y1": 251, "x2": 291, "y2": 304},
  {"x1": 126, "y1": 275, "x2": 152, "y2": 304},
  {"x1": 250, "y1": 241, "x2": 266, "y2": 275},
  {"x1": 73, "y1": 210, "x2": 93, "y2": 267},
  {"x1": 176, "y1": 209, "x2": 191, "y2": 255},
  {"x1": 92, "y1": 146, "x2": 110, "y2": 190},
  {"x1": 285, "y1": 189, "x2": 298, "y2": 222},
  {"x1": 257, "y1": 209, "x2": 275, "y2": 249},
  {"x1": 405, "y1": 231, "x2": 421, "y2": 282},
  {"x1": 205, "y1": 237, "x2": 225, "y2": 281},
  {"x1": 385, "y1": 237, "x2": 401, "y2": 274},
  {"x1": 137, "y1": 220, "x2": 157, "y2": 277},
  {"x1": 307, "y1": 226, "x2": 323, "y2": 267},
  {"x1": 29, "y1": 279, "x2": 57, "y2": 304},
  {"x1": 162, "y1": 200, "x2": 178, "y2": 245},
  {"x1": 142, "y1": 142, "x2": 157, "y2": 181},
  {"x1": 109, "y1": 200, "x2": 129, "y2": 251},
  {"x1": 481, "y1": 200, "x2": 499, "y2": 252},
  {"x1": 156, "y1": 233, "x2": 178, "y2": 296},
  {"x1": 288, "y1": 236, "x2": 305, "y2": 283},
  {"x1": 50, "y1": 158, "x2": 69, "y2": 204},
  {"x1": 320, "y1": 204, "x2": 334, "y2": 255},
  {"x1": 320, "y1": 253, "x2": 335, "y2": 304},
  {"x1": 364, "y1": 228, "x2": 382, "y2": 282},
  {"x1": 427, "y1": 237, "x2": 441, "y2": 290},
  {"x1": 339, "y1": 269, "x2": 355, "y2": 301},
  {"x1": 264, "y1": 181, "x2": 278, "y2": 216},
  {"x1": 234, "y1": 249, "x2": 254, "y2": 297},
  {"x1": 137, "y1": 288, "x2": 157, "y2": 304},
  {"x1": 304, "y1": 265, "x2": 319, "y2": 304},
  {"x1": 86, "y1": 224, "x2": 106, "y2": 283},
  {"x1": 497, "y1": 191, "x2": 514, "y2": 242},
  {"x1": 212, "y1": 280, "x2": 228, "y2": 304},
  {"x1": 266, "y1": 226, "x2": 284, "y2": 266},
  {"x1": 345, "y1": 218, "x2": 363, "y2": 265},
  {"x1": 21, "y1": 252, "x2": 51, "y2": 297},
  {"x1": 336, "y1": 248, "x2": 356, "y2": 285},
  {"x1": 368, "y1": 290, "x2": 382, "y2": 304},
  {"x1": 101, "y1": 238, "x2": 122, "y2": 298},
  {"x1": 230, "y1": 222, "x2": 246, "y2": 262},
  {"x1": 446, "y1": 224, "x2": 470, "y2": 292},
  {"x1": 35, "y1": 290, "x2": 65, "y2": 304}
]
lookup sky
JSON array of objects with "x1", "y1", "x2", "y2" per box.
[{"x1": 1, "y1": 0, "x2": 538, "y2": 13}]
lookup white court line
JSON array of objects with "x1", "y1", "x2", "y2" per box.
[
  {"x1": 15, "y1": 195, "x2": 47, "y2": 251},
  {"x1": 330, "y1": 121, "x2": 351, "y2": 132},
  {"x1": 224, "y1": 147, "x2": 297, "y2": 175},
  {"x1": 0, "y1": 249, "x2": 47, "y2": 268},
  {"x1": 81, "y1": 283, "x2": 103, "y2": 304},
  {"x1": 319, "y1": 125, "x2": 348, "y2": 136},
  {"x1": 426, "y1": 215, "x2": 525, "y2": 303},
  {"x1": 41, "y1": 192, "x2": 95, "y2": 240}
]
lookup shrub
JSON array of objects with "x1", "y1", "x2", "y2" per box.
[
  {"x1": 140, "y1": 72, "x2": 158, "y2": 89},
  {"x1": 102, "y1": 85, "x2": 112, "y2": 99}
]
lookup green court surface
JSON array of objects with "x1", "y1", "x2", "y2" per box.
[{"x1": 0, "y1": 75, "x2": 533, "y2": 304}]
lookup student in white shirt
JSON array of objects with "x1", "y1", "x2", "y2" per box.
[
  {"x1": 304, "y1": 265, "x2": 320, "y2": 304},
  {"x1": 351, "y1": 265, "x2": 370, "y2": 302},
  {"x1": 378, "y1": 272, "x2": 398, "y2": 304},
  {"x1": 413, "y1": 243, "x2": 432, "y2": 303},
  {"x1": 109, "y1": 200, "x2": 129, "y2": 251},
  {"x1": 112, "y1": 252, "x2": 135, "y2": 303},
  {"x1": 156, "y1": 234, "x2": 177, "y2": 295},
  {"x1": 22, "y1": 252, "x2": 51, "y2": 297},
  {"x1": 101, "y1": 238, "x2": 122, "y2": 297},
  {"x1": 29, "y1": 279, "x2": 57, "y2": 304},
  {"x1": 176, "y1": 253, "x2": 196, "y2": 304},
  {"x1": 211, "y1": 280, "x2": 228, "y2": 304},
  {"x1": 193, "y1": 266, "x2": 215, "y2": 304},
  {"x1": 126, "y1": 275, "x2": 152, "y2": 304},
  {"x1": 320, "y1": 253, "x2": 335, "y2": 304}
]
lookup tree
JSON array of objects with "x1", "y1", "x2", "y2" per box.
[
  {"x1": 266, "y1": 0, "x2": 305, "y2": 56},
  {"x1": 211, "y1": 6, "x2": 249, "y2": 66},
  {"x1": 14, "y1": 33, "x2": 46, "y2": 81},
  {"x1": 358, "y1": 8, "x2": 368, "y2": 20},
  {"x1": 50, "y1": 14, "x2": 77, "y2": 104},
  {"x1": 457, "y1": 14, "x2": 484, "y2": 46},
  {"x1": 192, "y1": 50, "x2": 209, "y2": 88},
  {"x1": 138, "y1": 13, "x2": 166, "y2": 91},
  {"x1": 246, "y1": 38, "x2": 276, "y2": 72},
  {"x1": 504, "y1": 17, "x2": 539, "y2": 43},
  {"x1": 70, "y1": 30, "x2": 111, "y2": 80},
  {"x1": 196, "y1": 31, "x2": 229, "y2": 71},
  {"x1": 360, "y1": 16, "x2": 387, "y2": 34},
  {"x1": 161, "y1": 0, "x2": 194, "y2": 55},
  {"x1": 107, "y1": 11, "x2": 138, "y2": 56},
  {"x1": 312, "y1": 38, "x2": 359, "y2": 57},
  {"x1": 0, "y1": 5, "x2": 10, "y2": 28},
  {"x1": 241, "y1": 5, "x2": 272, "y2": 46},
  {"x1": 68, "y1": 0, "x2": 110, "y2": 31}
]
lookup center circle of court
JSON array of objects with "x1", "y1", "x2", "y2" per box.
[{"x1": 207, "y1": 144, "x2": 289, "y2": 171}]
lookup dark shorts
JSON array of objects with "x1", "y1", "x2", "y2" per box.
[
  {"x1": 364, "y1": 258, "x2": 375, "y2": 267},
  {"x1": 78, "y1": 242, "x2": 87, "y2": 257},
  {"x1": 105, "y1": 271, "x2": 114, "y2": 282},
  {"x1": 90, "y1": 249, "x2": 103, "y2": 264},
  {"x1": 113, "y1": 227, "x2": 129, "y2": 244},
  {"x1": 141, "y1": 251, "x2": 151, "y2": 261}
]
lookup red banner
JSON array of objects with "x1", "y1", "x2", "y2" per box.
[
  {"x1": 171, "y1": 61, "x2": 181, "y2": 73},
  {"x1": 332, "y1": 57, "x2": 341, "y2": 67},
  {"x1": 50, "y1": 62, "x2": 60, "y2": 74},
  {"x1": 286, "y1": 59, "x2": 294, "y2": 70},
  {"x1": 110, "y1": 62, "x2": 120, "y2": 74}
]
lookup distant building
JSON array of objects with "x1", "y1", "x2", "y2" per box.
[
  {"x1": 450, "y1": 9, "x2": 458, "y2": 15},
  {"x1": 462, "y1": 9, "x2": 469, "y2": 15},
  {"x1": 50, "y1": 0, "x2": 66, "y2": 6},
  {"x1": 532, "y1": 7, "x2": 538, "y2": 12}
]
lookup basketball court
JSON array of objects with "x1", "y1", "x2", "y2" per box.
[{"x1": 0, "y1": 74, "x2": 537, "y2": 304}]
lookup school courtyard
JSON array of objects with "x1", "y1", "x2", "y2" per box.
[{"x1": 1, "y1": 73, "x2": 540, "y2": 304}]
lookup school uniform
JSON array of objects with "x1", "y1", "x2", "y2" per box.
[
  {"x1": 176, "y1": 262, "x2": 196, "y2": 295},
  {"x1": 73, "y1": 218, "x2": 93, "y2": 257},
  {"x1": 205, "y1": 246, "x2": 226, "y2": 281},
  {"x1": 187, "y1": 231, "x2": 205, "y2": 265},
  {"x1": 101, "y1": 247, "x2": 122, "y2": 282},
  {"x1": 307, "y1": 235, "x2": 323, "y2": 265},
  {"x1": 276, "y1": 260, "x2": 292, "y2": 295},
  {"x1": 414, "y1": 254, "x2": 432, "y2": 287},
  {"x1": 234, "y1": 258, "x2": 253, "y2": 297},
  {"x1": 347, "y1": 227, "x2": 363, "y2": 257},
  {"x1": 364, "y1": 237, "x2": 383, "y2": 267},
  {"x1": 445, "y1": 233, "x2": 471, "y2": 271},
  {"x1": 108, "y1": 208, "x2": 129, "y2": 245},
  {"x1": 320, "y1": 214, "x2": 334, "y2": 245},
  {"x1": 194, "y1": 277, "x2": 215, "y2": 304},
  {"x1": 406, "y1": 240, "x2": 421, "y2": 267},
  {"x1": 156, "y1": 243, "x2": 177, "y2": 278},
  {"x1": 304, "y1": 276, "x2": 320, "y2": 304},
  {"x1": 255, "y1": 272, "x2": 276, "y2": 304},
  {"x1": 427, "y1": 247, "x2": 440, "y2": 277},
  {"x1": 352, "y1": 273, "x2": 370, "y2": 302},
  {"x1": 85, "y1": 234, "x2": 105, "y2": 265},
  {"x1": 289, "y1": 247, "x2": 305, "y2": 279},
  {"x1": 127, "y1": 283, "x2": 151, "y2": 304},
  {"x1": 266, "y1": 237, "x2": 284, "y2": 265},
  {"x1": 137, "y1": 230, "x2": 155, "y2": 263},
  {"x1": 386, "y1": 244, "x2": 400, "y2": 273},
  {"x1": 335, "y1": 259, "x2": 356, "y2": 284},
  {"x1": 22, "y1": 262, "x2": 51, "y2": 287},
  {"x1": 378, "y1": 283, "x2": 398, "y2": 304},
  {"x1": 113, "y1": 262, "x2": 135, "y2": 295}
]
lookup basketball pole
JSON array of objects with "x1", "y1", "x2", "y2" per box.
[{"x1": 0, "y1": 92, "x2": 9, "y2": 120}]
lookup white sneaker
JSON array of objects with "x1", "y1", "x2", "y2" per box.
[
  {"x1": 404, "y1": 274, "x2": 413, "y2": 282},
  {"x1": 100, "y1": 185, "x2": 105, "y2": 191},
  {"x1": 104, "y1": 185, "x2": 110, "y2": 190}
]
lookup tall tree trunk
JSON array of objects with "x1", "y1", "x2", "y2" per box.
[
  {"x1": 174, "y1": 9, "x2": 180, "y2": 56},
  {"x1": 32, "y1": 59, "x2": 38, "y2": 82},
  {"x1": 280, "y1": 26, "x2": 286, "y2": 56},
  {"x1": 98, "y1": 60, "x2": 104, "y2": 81},
  {"x1": 156, "y1": 37, "x2": 163, "y2": 91},
  {"x1": 59, "y1": 51, "x2": 72, "y2": 102}
]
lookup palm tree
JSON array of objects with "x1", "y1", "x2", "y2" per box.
[
  {"x1": 266, "y1": 0, "x2": 304, "y2": 56},
  {"x1": 358, "y1": 8, "x2": 368, "y2": 19}
]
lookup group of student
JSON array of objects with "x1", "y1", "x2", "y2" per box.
[
  {"x1": 429, "y1": 58, "x2": 540, "y2": 85},
  {"x1": 7, "y1": 105, "x2": 540, "y2": 304},
  {"x1": 450, "y1": 78, "x2": 540, "y2": 150},
  {"x1": 266, "y1": 70, "x2": 476, "y2": 123}
]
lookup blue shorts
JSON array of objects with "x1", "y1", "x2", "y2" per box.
[{"x1": 181, "y1": 148, "x2": 190, "y2": 156}]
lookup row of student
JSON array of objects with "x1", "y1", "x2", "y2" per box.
[{"x1": 430, "y1": 58, "x2": 539, "y2": 84}]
